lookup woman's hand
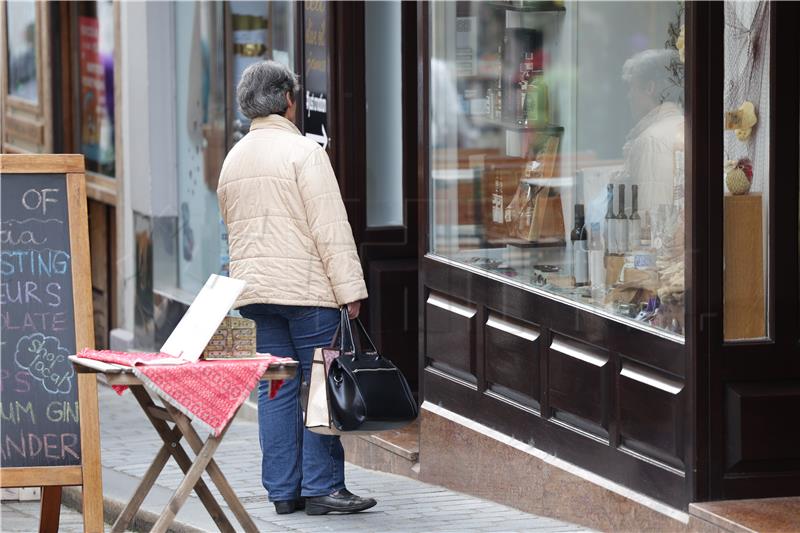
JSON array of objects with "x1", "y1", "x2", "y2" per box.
[{"x1": 347, "y1": 301, "x2": 361, "y2": 319}]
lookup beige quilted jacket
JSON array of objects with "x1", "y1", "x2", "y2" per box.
[{"x1": 217, "y1": 115, "x2": 367, "y2": 309}]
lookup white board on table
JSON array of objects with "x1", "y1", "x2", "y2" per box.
[{"x1": 159, "y1": 274, "x2": 246, "y2": 363}]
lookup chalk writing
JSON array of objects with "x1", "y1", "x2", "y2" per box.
[
  {"x1": 15, "y1": 334, "x2": 74, "y2": 394},
  {"x1": 0, "y1": 400, "x2": 37, "y2": 424},
  {"x1": 1, "y1": 174, "x2": 81, "y2": 468},
  {"x1": 21, "y1": 188, "x2": 60, "y2": 216},
  {"x1": 1, "y1": 431, "x2": 80, "y2": 462},
  {"x1": 0, "y1": 249, "x2": 71, "y2": 277}
]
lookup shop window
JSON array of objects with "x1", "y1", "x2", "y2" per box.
[
  {"x1": 230, "y1": 1, "x2": 296, "y2": 142},
  {"x1": 6, "y1": 0, "x2": 38, "y2": 103},
  {"x1": 74, "y1": 1, "x2": 116, "y2": 177},
  {"x1": 175, "y1": 1, "x2": 227, "y2": 295},
  {"x1": 722, "y1": 1, "x2": 770, "y2": 341},
  {"x1": 173, "y1": 1, "x2": 296, "y2": 296},
  {"x1": 429, "y1": 1, "x2": 686, "y2": 337},
  {"x1": 365, "y1": 0, "x2": 403, "y2": 228}
]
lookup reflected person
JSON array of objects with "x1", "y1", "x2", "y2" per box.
[{"x1": 621, "y1": 48, "x2": 684, "y2": 216}]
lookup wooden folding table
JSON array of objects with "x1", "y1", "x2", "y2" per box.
[{"x1": 69, "y1": 356, "x2": 298, "y2": 533}]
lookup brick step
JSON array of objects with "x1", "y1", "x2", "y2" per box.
[{"x1": 689, "y1": 497, "x2": 800, "y2": 533}]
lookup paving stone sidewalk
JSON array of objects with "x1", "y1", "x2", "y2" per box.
[
  {"x1": 68, "y1": 384, "x2": 591, "y2": 532},
  {"x1": 0, "y1": 500, "x2": 131, "y2": 532}
]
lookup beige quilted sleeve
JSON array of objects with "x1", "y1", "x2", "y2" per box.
[{"x1": 297, "y1": 147, "x2": 368, "y2": 305}]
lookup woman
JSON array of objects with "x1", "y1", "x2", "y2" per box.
[{"x1": 217, "y1": 60, "x2": 375, "y2": 516}]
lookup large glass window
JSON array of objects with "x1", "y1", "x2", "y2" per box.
[
  {"x1": 365, "y1": 0, "x2": 403, "y2": 228},
  {"x1": 6, "y1": 0, "x2": 38, "y2": 103},
  {"x1": 175, "y1": 1, "x2": 228, "y2": 295},
  {"x1": 75, "y1": 1, "x2": 116, "y2": 177},
  {"x1": 229, "y1": 1, "x2": 296, "y2": 143},
  {"x1": 722, "y1": 1, "x2": 769, "y2": 341},
  {"x1": 173, "y1": 1, "x2": 296, "y2": 296},
  {"x1": 430, "y1": 1, "x2": 686, "y2": 337}
]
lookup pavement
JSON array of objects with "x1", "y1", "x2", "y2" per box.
[{"x1": 2, "y1": 383, "x2": 591, "y2": 532}]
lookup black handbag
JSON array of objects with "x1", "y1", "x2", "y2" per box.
[{"x1": 326, "y1": 308, "x2": 418, "y2": 432}]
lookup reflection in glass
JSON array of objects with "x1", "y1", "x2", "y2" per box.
[
  {"x1": 175, "y1": 2, "x2": 227, "y2": 295},
  {"x1": 365, "y1": 0, "x2": 403, "y2": 227},
  {"x1": 429, "y1": 1, "x2": 685, "y2": 337},
  {"x1": 722, "y1": 1, "x2": 770, "y2": 341},
  {"x1": 229, "y1": 1, "x2": 296, "y2": 143},
  {"x1": 76, "y1": 1, "x2": 116, "y2": 177},
  {"x1": 6, "y1": 0, "x2": 38, "y2": 103}
]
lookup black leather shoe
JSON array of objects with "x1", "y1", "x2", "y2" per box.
[
  {"x1": 305, "y1": 488, "x2": 377, "y2": 515},
  {"x1": 274, "y1": 498, "x2": 305, "y2": 514}
]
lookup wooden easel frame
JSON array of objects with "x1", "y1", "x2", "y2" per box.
[{"x1": 0, "y1": 154, "x2": 103, "y2": 533}]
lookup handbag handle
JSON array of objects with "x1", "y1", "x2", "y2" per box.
[
  {"x1": 330, "y1": 307, "x2": 356, "y2": 354},
  {"x1": 330, "y1": 307, "x2": 378, "y2": 359}
]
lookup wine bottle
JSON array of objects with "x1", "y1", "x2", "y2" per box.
[
  {"x1": 492, "y1": 177, "x2": 504, "y2": 224},
  {"x1": 588, "y1": 222, "x2": 606, "y2": 300},
  {"x1": 525, "y1": 68, "x2": 549, "y2": 127},
  {"x1": 628, "y1": 184, "x2": 641, "y2": 250},
  {"x1": 571, "y1": 204, "x2": 589, "y2": 286},
  {"x1": 604, "y1": 184, "x2": 615, "y2": 253},
  {"x1": 616, "y1": 184, "x2": 628, "y2": 254}
]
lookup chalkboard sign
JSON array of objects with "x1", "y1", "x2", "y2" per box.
[
  {"x1": 303, "y1": 1, "x2": 330, "y2": 150},
  {"x1": 1, "y1": 174, "x2": 81, "y2": 467},
  {"x1": 0, "y1": 154, "x2": 102, "y2": 533}
]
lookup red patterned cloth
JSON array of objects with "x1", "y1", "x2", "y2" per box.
[{"x1": 77, "y1": 349, "x2": 293, "y2": 436}]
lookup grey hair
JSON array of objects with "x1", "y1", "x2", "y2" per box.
[
  {"x1": 237, "y1": 60, "x2": 300, "y2": 120},
  {"x1": 622, "y1": 49, "x2": 682, "y2": 103}
]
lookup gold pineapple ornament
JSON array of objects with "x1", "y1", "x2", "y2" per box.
[{"x1": 724, "y1": 158, "x2": 753, "y2": 195}]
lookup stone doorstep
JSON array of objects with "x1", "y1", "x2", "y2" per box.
[
  {"x1": 239, "y1": 400, "x2": 421, "y2": 463},
  {"x1": 356, "y1": 427, "x2": 420, "y2": 463},
  {"x1": 689, "y1": 497, "x2": 800, "y2": 533}
]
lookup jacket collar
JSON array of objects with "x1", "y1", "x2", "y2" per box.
[{"x1": 250, "y1": 114, "x2": 302, "y2": 135}]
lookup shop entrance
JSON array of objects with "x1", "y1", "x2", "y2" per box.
[
  {"x1": 323, "y1": 2, "x2": 422, "y2": 396},
  {"x1": 704, "y1": 0, "x2": 800, "y2": 502}
]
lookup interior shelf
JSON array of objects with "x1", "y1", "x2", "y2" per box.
[
  {"x1": 474, "y1": 117, "x2": 564, "y2": 134},
  {"x1": 489, "y1": 1, "x2": 566, "y2": 14}
]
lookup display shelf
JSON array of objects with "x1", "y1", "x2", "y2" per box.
[
  {"x1": 490, "y1": 1, "x2": 566, "y2": 14},
  {"x1": 506, "y1": 237, "x2": 566, "y2": 248},
  {"x1": 473, "y1": 116, "x2": 564, "y2": 133}
]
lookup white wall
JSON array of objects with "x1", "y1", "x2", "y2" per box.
[{"x1": 118, "y1": 1, "x2": 178, "y2": 332}]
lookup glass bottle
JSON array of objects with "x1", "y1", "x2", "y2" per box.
[
  {"x1": 588, "y1": 222, "x2": 606, "y2": 300},
  {"x1": 604, "y1": 184, "x2": 615, "y2": 254},
  {"x1": 571, "y1": 204, "x2": 589, "y2": 286},
  {"x1": 492, "y1": 177, "x2": 504, "y2": 224},
  {"x1": 628, "y1": 184, "x2": 641, "y2": 251},
  {"x1": 616, "y1": 184, "x2": 628, "y2": 254},
  {"x1": 525, "y1": 69, "x2": 549, "y2": 127},
  {"x1": 495, "y1": 46, "x2": 503, "y2": 120}
]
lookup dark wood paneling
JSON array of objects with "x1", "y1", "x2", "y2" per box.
[
  {"x1": 618, "y1": 360, "x2": 685, "y2": 470},
  {"x1": 425, "y1": 291, "x2": 476, "y2": 380},
  {"x1": 484, "y1": 312, "x2": 541, "y2": 407},
  {"x1": 368, "y1": 259, "x2": 419, "y2": 393},
  {"x1": 685, "y1": 0, "x2": 714, "y2": 503},
  {"x1": 708, "y1": 1, "x2": 800, "y2": 501},
  {"x1": 548, "y1": 334, "x2": 609, "y2": 435},
  {"x1": 423, "y1": 259, "x2": 685, "y2": 377},
  {"x1": 724, "y1": 382, "x2": 800, "y2": 472}
]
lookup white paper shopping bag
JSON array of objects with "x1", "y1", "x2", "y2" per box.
[{"x1": 304, "y1": 347, "x2": 338, "y2": 435}]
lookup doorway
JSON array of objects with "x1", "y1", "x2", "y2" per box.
[{"x1": 329, "y1": 1, "x2": 421, "y2": 395}]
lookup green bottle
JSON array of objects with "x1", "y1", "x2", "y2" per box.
[{"x1": 525, "y1": 70, "x2": 549, "y2": 127}]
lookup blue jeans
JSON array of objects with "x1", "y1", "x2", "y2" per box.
[{"x1": 239, "y1": 304, "x2": 345, "y2": 501}]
